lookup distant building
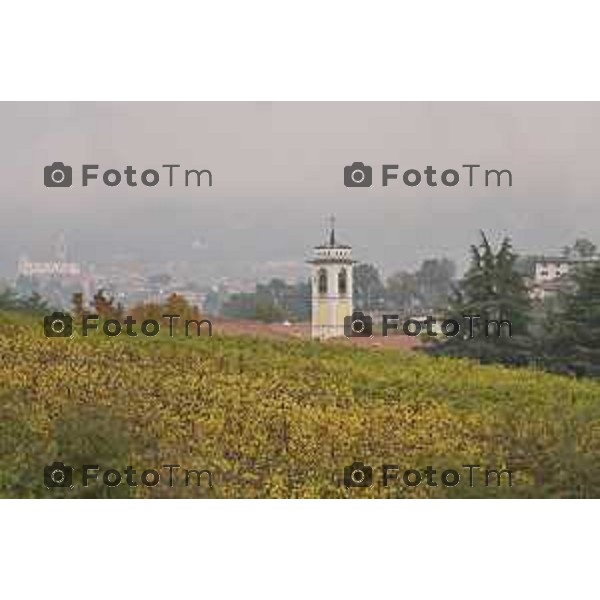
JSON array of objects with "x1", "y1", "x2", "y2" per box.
[
  {"x1": 15, "y1": 234, "x2": 94, "y2": 308},
  {"x1": 17, "y1": 258, "x2": 82, "y2": 278},
  {"x1": 530, "y1": 255, "x2": 599, "y2": 301}
]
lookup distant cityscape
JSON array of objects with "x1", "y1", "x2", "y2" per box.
[
  {"x1": 3, "y1": 231, "x2": 598, "y2": 319},
  {"x1": 7, "y1": 232, "x2": 288, "y2": 313}
]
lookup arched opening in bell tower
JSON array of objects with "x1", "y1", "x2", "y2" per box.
[
  {"x1": 318, "y1": 268, "x2": 328, "y2": 295},
  {"x1": 338, "y1": 268, "x2": 348, "y2": 295}
]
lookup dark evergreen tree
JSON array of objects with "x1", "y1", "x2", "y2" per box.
[
  {"x1": 425, "y1": 232, "x2": 534, "y2": 366},
  {"x1": 542, "y1": 261, "x2": 600, "y2": 377}
]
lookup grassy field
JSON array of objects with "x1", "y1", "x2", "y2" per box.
[{"x1": 1, "y1": 310, "x2": 600, "y2": 498}]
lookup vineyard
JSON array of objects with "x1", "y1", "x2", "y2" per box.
[{"x1": 1, "y1": 310, "x2": 600, "y2": 498}]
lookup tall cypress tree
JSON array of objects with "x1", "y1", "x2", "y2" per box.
[{"x1": 426, "y1": 232, "x2": 533, "y2": 365}]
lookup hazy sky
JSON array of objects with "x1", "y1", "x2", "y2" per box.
[{"x1": 1, "y1": 102, "x2": 599, "y2": 281}]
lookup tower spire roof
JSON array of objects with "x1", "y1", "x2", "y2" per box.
[
  {"x1": 312, "y1": 216, "x2": 351, "y2": 251},
  {"x1": 329, "y1": 215, "x2": 336, "y2": 247}
]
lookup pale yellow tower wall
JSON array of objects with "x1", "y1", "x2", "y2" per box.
[{"x1": 309, "y1": 247, "x2": 354, "y2": 340}]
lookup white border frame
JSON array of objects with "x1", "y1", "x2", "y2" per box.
[
  {"x1": 2, "y1": 1, "x2": 599, "y2": 100},
  {"x1": 2, "y1": 1, "x2": 599, "y2": 598}
]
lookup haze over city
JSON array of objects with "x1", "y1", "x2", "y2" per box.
[{"x1": 2, "y1": 102, "x2": 600, "y2": 285}]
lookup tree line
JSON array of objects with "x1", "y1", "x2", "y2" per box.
[
  {"x1": 0, "y1": 289, "x2": 49, "y2": 313},
  {"x1": 216, "y1": 232, "x2": 600, "y2": 379},
  {"x1": 215, "y1": 258, "x2": 456, "y2": 323},
  {"x1": 425, "y1": 233, "x2": 600, "y2": 379},
  {"x1": 2, "y1": 233, "x2": 599, "y2": 378}
]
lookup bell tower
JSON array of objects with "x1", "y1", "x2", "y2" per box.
[{"x1": 307, "y1": 217, "x2": 354, "y2": 339}]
